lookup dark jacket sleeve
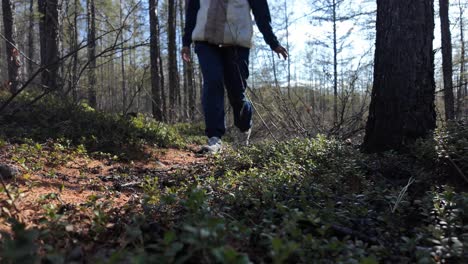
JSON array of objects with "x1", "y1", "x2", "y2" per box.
[
  {"x1": 248, "y1": 0, "x2": 280, "y2": 50},
  {"x1": 183, "y1": 0, "x2": 200, "y2": 47}
]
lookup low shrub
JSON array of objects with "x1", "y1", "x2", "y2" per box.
[{"x1": 0, "y1": 94, "x2": 184, "y2": 156}]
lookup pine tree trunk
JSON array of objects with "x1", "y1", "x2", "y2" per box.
[
  {"x1": 187, "y1": 58, "x2": 195, "y2": 121},
  {"x1": 71, "y1": 0, "x2": 79, "y2": 102},
  {"x1": 2, "y1": 0, "x2": 21, "y2": 93},
  {"x1": 110, "y1": 56, "x2": 115, "y2": 112},
  {"x1": 158, "y1": 31, "x2": 167, "y2": 121},
  {"x1": 284, "y1": 0, "x2": 291, "y2": 100},
  {"x1": 38, "y1": 0, "x2": 61, "y2": 91},
  {"x1": 168, "y1": 0, "x2": 179, "y2": 122},
  {"x1": 65, "y1": 1, "x2": 72, "y2": 98},
  {"x1": 180, "y1": 0, "x2": 195, "y2": 120},
  {"x1": 439, "y1": 0, "x2": 454, "y2": 120},
  {"x1": 87, "y1": 0, "x2": 97, "y2": 108},
  {"x1": 457, "y1": 0, "x2": 466, "y2": 119},
  {"x1": 28, "y1": 0, "x2": 35, "y2": 80},
  {"x1": 119, "y1": 0, "x2": 127, "y2": 114},
  {"x1": 363, "y1": 0, "x2": 436, "y2": 153},
  {"x1": 149, "y1": 0, "x2": 163, "y2": 121},
  {"x1": 332, "y1": 0, "x2": 338, "y2": 126},
  {"x1": 179, "y1": 0, "x2": 188, "y2": 120}
]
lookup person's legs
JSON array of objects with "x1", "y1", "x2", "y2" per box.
[
  {"x1": 222, "y1": 46, "x2": 252, "y2": 133},
  {"x1": 195, "y1": 42, "x2": 226, "y2": 139}
]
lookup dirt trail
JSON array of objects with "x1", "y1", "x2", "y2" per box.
[{"x1": 0, "y1": 146, "x2": 206, "y2": 234}]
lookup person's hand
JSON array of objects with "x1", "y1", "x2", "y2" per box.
[
  {"x1": 274, "y1": 45, "x2": 288, "y2": 60},
  {"x1": 181, "y1": 46, "x2": 191, "y2": 63}
]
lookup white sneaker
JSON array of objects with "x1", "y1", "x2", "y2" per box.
[
  {"x1": 201, "y1": 137, "x2": 222, "y2": 154},
  {"x1": 243, "y1": 128, "x2": 251, "y2": 146},
  {"x1": 232, "y1": 128, "x2": 251, "y2": 147}
]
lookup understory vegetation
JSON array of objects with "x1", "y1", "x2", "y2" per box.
[
  {"x1": 0, "y1": 93, "x2": 193, "y2": 158},
  {"x1": 0, "y1": 98, "x2": 467, "y2": 263}
]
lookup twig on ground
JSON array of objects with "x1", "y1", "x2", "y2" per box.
[
  {"x1": 391, "y1": 177, "x2": 415, "y2": 213},
  {"x1": 0, "y1": 172, "x2": 20, "y2": 215}
]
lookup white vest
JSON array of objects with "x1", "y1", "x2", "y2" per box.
[{"x1": 192, "y1": 0, "x2": 254, "y2": 48}]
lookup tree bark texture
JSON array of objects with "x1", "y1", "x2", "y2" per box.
[
  {"x1": 168, "y1": 0, "x2": 179, "y2": 121},
  {"x1": 187, "y1": 55, "x2": 196, "y2": 120},
  {"x1": 439, "y1": 0, "x2": 455, "y2": 120},
  {"x1": 28, "y1": 0, "x2": 35, "y2": 79},
  {"x1": 179, "y1": 0, "x2": 188, "y2": 119},
  {"x1": 2, "y1": 0, "x2": 21, "y2": 93},
  {"x1": 363, "y1": 0, "x2": 436, "y2": 153},
  {"x1": 457, "y1": 0, "x2": 466, "y2": 119},
  {"x1": 87, "y1": 0, "x2": 97, "y2": 108},
  {"x1": 38, "y1": 0, "x2": 61, "y2": 91},
  {"x1": 332, "y1": 0, "x2": 338, "y2": 125},
  {"x1": 71, "y1": 0, "x2": 79, "y2": 102},
  {"x1": 119, "y1": 0, "x2": 127, "y2": 114},
  {"x1": 149, "y1": 0, "x2": 163, "y2": 121}
]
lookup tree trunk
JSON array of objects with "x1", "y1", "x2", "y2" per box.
[
  {"x1": 457, "y1": 0, "x2": 466, "y2": 119},
  {"x1": 87, "y1": 0, "x2": 97, "y2": 108},
  {"x1": 110, "y1": 55, "x2": 115, "y2": 112},
  {"x1": 179, "y1": 0, "x2": 188, "y2": 119},
  {"x1": 28, "y1": 0, "x2": 35, "y2": 80},
  {"x1": 168, "y1": 0, "x2": 179, "y2": 122},
  {"x1": 158, "y1": 29, "x2": 167, "y2": 121},
  {"x1": 2, "y1": 0, "x2": 21, "y2": 93},
  {"x1": 149, "y1": 0, "x2": 163, "y2": 121},
  {"x1": 332, "y1": 0, "x2": 338, "y2": 126},
  {"x1": 119, "y1": 0, "x2": 127, "y2": 114},
  {"x1": 71, "y1": 0, "x2": 79, "y2": 102},
  {"x1": 439, "y1": 0, "x2": 455, "y2": 120},
  {"x1": 284, "y1": 0, "x2": 291, "y2": 100},
  {"x1": 363, "y1": 0, "x2": 436, "y2": 153},
  {"x1": 188, "y1": 62, "x2": 195, "y2": 120},
  {"x1": 180, "y1": 0, "x2": 195, "y2": 120},
  {"x1": 38, "y1": 0, "x2": 61, "y2": 91}
]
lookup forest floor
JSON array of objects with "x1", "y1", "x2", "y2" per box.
[
  {"x1": 0, "y1": 96, "x2": 467, "y2": 263},
  {"x1": 0, "y1": 145, "x2": 206, "y2": 236}
]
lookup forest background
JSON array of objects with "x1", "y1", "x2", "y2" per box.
[{"x1": 0, "y1": 0, "x2": 465, "y2": 139}]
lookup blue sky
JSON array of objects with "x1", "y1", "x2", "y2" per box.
[
  {"x1": 248, "y1": 0, "x2": 376, "y2": 85},
  {"x1": 250, "y1": 0, "x2": 467, "y2": 86}
]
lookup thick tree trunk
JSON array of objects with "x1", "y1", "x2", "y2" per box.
[
  {"x1": 439, "y1": 0, "x2": 455, "y2": 120},
  {"x1": 38, "y1": 0, "x2": 61, "y2": 91},
  {"x1": 363, "y1": 0, "x2": 436, "y2": 153},
  {"x1": 2, "y1": 0, "x2": 21, "y2": 93},
  {"x1": 87, "y1": 0, "x2": 97, "y2": 108},
  {"x1": 168, "y1": 0, "x2": 179, "y2": 122},
  {"x1": 149, "y1": 0, "x2": 163, "y2": 121}
]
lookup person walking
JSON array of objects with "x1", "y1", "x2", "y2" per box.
[{"x1": 182, "y1": 0, "x2": 288, "y2": 154}]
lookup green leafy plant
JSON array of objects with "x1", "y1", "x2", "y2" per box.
[{"x1": 0, "y1": 219, "x2": 39, "y2": 264}]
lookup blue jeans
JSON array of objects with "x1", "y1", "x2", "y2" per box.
[{"x1": 195, "y1": 42, "x2": 253, "y2": 139}]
